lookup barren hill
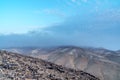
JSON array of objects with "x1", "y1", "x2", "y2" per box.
[
  {"x1": 5, "y1": 46, "x2": 120, "y2": 80},
  {"x1": 0, "y1": 50, "x2": 99, "y2": 80}
]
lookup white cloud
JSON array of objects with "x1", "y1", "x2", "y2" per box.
[
  {"x1": 82, "y1": 0, "x2": 88, "y2": 3},
  {"x1": 44, "y1": 9, "x2": 65, "y2": 16},
  {"x1": 71, "y1": 0, "x2": 76, "y2": 2},
  {"x1": 65, "y1": 0, "x2": 81, "y2": 6},
  {"x1": 34, "y1": 9, "x2": 66, "y2": 18}
]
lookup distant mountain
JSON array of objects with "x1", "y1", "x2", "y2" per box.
[
  {"x1": 116, "y1": 50, "x2": 120, "y2": 55},
  {"x1": 4, "y1": 46, "x2": 120, "y2": 80},
  {"x1": 0, "y1": 50, "x2": 99, "y2": 80}
]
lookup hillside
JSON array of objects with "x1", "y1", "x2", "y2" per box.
[
  {"x1": 0, "y1": 50, "x2": 99, "y2": 80},
  {"x1": 5, "y1": 46, "x2": 120, "y2": 80}
]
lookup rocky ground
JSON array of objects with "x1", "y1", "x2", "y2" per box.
[{"x1": 0, "y1": 50, "x2": 100, "y2": 80}]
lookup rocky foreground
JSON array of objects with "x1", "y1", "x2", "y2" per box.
[{"x1": 0, "y1": 50, "x2": 100, "y2": 80}]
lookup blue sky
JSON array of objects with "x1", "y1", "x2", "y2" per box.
[{"x1": 0, "y1": 0, "x2": 120, "y2": 50}]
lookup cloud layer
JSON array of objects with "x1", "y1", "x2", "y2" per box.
[
  {"x1": 0, "y1": 0, "x2": 120, "y2": 50},
  {"x1": 0, "y1": 9, "x2": 120, "y2": 50}
]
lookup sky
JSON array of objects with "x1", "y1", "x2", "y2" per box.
[{"x1": 0, "y1": 0, "x2": 120, "y2": 50}]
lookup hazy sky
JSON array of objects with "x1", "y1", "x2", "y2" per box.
[{"x1": 0, "y1": 0, "x2": 120, "y2": 50}]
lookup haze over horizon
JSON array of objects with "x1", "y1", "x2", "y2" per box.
[{"x1": 0, "y1": 0, "x2": 120, "y2": 50}]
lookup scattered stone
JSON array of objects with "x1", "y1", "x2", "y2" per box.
[{"x1": 0, "y1": 50, "x2": 100, "y2": 80}]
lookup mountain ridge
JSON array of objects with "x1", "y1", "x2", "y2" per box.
[
  {"x1": 3, "y1": 46, "x2": 120, "y2": 80},
  {"x1": 0, "y1": 50, "x2": 100, "y2": 80}
]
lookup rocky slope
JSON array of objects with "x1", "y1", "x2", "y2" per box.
[
  {"x1": 5, "y1": 46, "x2": 120, "y2": 80},
  {"x1": 0, "y1": 50, "x2": 99, "y2": 80}
]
